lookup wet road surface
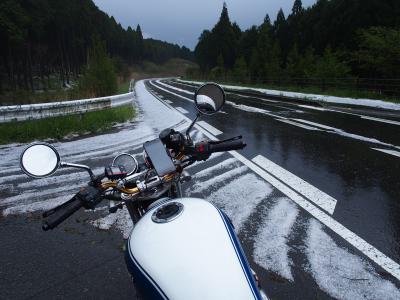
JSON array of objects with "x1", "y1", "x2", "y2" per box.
[{"x1": 0, "y1": 79, "x2": 399, "y2": 299}]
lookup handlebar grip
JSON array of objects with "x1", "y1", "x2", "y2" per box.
[
  {"x1": 42, "y1": 196, "x2": 83, "y2": 231},
  {"x1": 209, "y1": 140, "x2": 246, "y2": 153}
]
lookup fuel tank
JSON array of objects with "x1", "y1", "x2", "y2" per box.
[{"x1": 125, "y1": 197, "x2": 262, "y2": 300}]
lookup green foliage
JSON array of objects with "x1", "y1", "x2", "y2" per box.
[
  {"x1": 0, "y1": 104, "x2": 135, "y2": 144},
  {"x1": 0, "y1": 0, "x2": 193, "y2": 97},
  {"x1": 78, "y1": 36, "x2": 118, "y2": 98},
  {"x1": 194, "y1": 2, "x2": 238, "y2": 71},
  {"x1": 232, "y1": 57, "x2": 248, "y2": 83},
  {"x1": 355, "y1": 27, "x2": 400, "y2": 78},
  {"x1": 189, "y1": 0, "x2": 400, "y2": 98},
  {"x1": 314, "y1": 47, "x2": 350, "y2": 79}
]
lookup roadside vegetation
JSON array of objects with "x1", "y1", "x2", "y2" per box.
[
  {"x1": 0, "y1": 104, "x2": 135, "y2": 145},
  {"x1": 187, "y1": 1, "x2": 400, "y2": 103},
  {"x1": 0, "y1": 0, "x2": 192, "y2": 105}
]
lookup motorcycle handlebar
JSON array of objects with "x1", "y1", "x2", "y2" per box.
[
  {"x1": 42, "y1": 196, "x2": 83, "y2": 231},
  {"x1": 208, "y1": 139, "x2": 246, "y2": 153}
]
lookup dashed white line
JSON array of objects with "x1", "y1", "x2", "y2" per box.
[
  {"x1": 293, "y1": 118, "x2": 337, "y2": 131},
  {"x1": 252, "y1": 155, "x2": 337, "y2": 214},
  {"x1": 276, "y1": 119, "x2": 321, "y2": 131},
  {"x1": 298, "y1": 105, "x2": 328, "y2": 111},
  {"x1": 197, "y1": 121, "x2": 223, "y2": 136},
  {"x1": 175, "y1": 107, "x2": 189, "y2": 114},
  {"x1": 361, "y1": 116, "x2": 400, "y2": 126},
  {"x1": 148, "y1": 81, "x2": 192, "y2": 103},
  {"x1": 372, "y1": 148, "x2": 400, "y2": 158},
  {"x1": 165, "y1": 100, "x2": 173, "y2": 104}
]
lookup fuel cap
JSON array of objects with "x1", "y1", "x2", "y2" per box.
[{"x1": 152, "y1": 202, "x2": 184, "y2": 223}]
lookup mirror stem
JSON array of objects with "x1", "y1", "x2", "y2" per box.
[
  {"x1": 60, "y1": 162, "x2": 95, "y2": 180},
  {"x1": 185, "y1": 112, "x2": 201, "y2": 143}
]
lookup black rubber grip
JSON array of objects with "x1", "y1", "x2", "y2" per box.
[
  {"x1": 209, "y1": 140, "x2": 246, "y2": 153},
  {"x1": 42, "y1": 197, "x2": 83, "y2": 231}
]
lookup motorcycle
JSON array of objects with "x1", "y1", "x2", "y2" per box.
[{"x1": 19, "y1": 83, "x2": 268, "y2": 300}]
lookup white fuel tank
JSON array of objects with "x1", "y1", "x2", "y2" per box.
[{"x1": 127, "y1": 197, "x2": 260, "y2": 300}]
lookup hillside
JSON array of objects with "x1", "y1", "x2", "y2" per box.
[{"x1": 0, "y1": 0, "x2": 192, "y2": 96}]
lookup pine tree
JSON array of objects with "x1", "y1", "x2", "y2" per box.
[
  {"x1": 136, "y1": 24, "x2": 144, "y2": 58},
  {"x1": 291, "y1": 0, "x2": 303, "y2": 15},
  {"x1": 212, "y1": 2, "x2": 237, "y2": 69}
]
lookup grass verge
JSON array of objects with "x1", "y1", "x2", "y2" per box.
[{"x1": 0, "y1": 104, "x2": 135, "y2": 145}]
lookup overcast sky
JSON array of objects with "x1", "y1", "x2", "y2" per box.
[{"x1": 93, "y1": 0, "x2": 316, "y2": 50}]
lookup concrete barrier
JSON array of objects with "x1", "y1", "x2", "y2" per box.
[{"x1": 0, "y1": 83, "x2": 135, "y2": 123}]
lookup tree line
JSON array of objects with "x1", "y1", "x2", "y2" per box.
[
  {"x1": 191, "y1": 1, "x2": 400, "y2": 95},
  {"x1": 0, "y1": 0, "x2": 192, "y2": 94}
]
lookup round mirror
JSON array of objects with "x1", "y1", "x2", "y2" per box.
[
  {"x1": 20, "y1": 143, "x2": 60, "y2": 178},
  {"x1": 194, "y1": 83, "x2": 225, "y2": 115},
  {"x1": 112, "y1": 153, "x2": 138, "y2": 175}
]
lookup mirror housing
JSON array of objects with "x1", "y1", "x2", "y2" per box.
[
  {"x1": 20, "y1": 143, "x2": 61, "y2": 178},
  {"x1": 194, "y1": 83, "x2": 225, "y2": 115},
  {"x1": 20, "y1": 142, "x2": 95, "y2": 180}
]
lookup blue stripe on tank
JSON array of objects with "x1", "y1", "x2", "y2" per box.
[
  {"x1": 125, "y1": 237, "x2": 169, "y2": 300},
  {"x1": 216, "y1": 207, "x2": 263, "y2": 300}
]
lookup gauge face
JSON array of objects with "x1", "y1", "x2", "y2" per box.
[{"x1": 112, "y1": 153, "x2": 138, "y2": 175}]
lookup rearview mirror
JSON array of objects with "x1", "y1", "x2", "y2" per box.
[
  {"x1": 194, "y1": 83, "x2": 225, "y2": 115},
  {"x1": 20, "y1": 143, "x2": 60, "y2": 178}
]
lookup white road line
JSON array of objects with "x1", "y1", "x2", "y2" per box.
[
  {"x1": 165, "y1": 100, "x2": 173, "y2": 104},
  {"x1": 252, "y1": 155, "x2": 337, "y2": 214},
  {"x1": 148, "y1": 81, "x2": 192, "y2": 103},
  {"x1": 361, "y1": 116, "x2": 400, "y2": 126},
  {"x1": 145, "y1": 82, "x2": 400, "y2": 281},
  {"x1": 276, "y1": 119, "x2": 321, "y2": 131},
  {"x1": 298, "y1": 105, "x2": 328, "y2": 111},
  {"x1": 197, "y1": 121, "x2": 223, "y2": 136},
  {"x1": 293, "y1": 118, "x2": 400, "y2": 149},
  {"x1": 293, "y1": 118, "x2": 337, "y2": 131},
  {"x1": 372, "y1": 148, "x2": 400, "y2": 158},
  {"x1": 175, "y1": 107, "x2": 189, "y2": 114},
  {"x1": 157, "y1": 80, "x2": 194, "y2": 95}
]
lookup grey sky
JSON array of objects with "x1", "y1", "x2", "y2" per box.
[{"x1": 93, "y1": 0, "x2": 316, "y2": 50}]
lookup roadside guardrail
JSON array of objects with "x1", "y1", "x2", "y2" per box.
[{"x1": 0, "y1": 80, "x2": 135, "y2": 123}]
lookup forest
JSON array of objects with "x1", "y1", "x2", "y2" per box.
[
  {"x1": 0, "y1": 0, "x2": 192, "y2": 99},
  {"x1": 191, "y1": 0, "x2": 400, "y2": 99}
]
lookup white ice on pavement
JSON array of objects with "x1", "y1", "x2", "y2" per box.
[
  {"x1": 135, "y1": 80, "x2": 187, "y2": 130},
  {"x1": 189, "y1": 165, "x2": 248, "y2": 194},
  {"x1": 192, "y1": 158, "x2": 241, "y2": 180},
  {"x1": 253, "y1": 197, "x2": 299, "y2": 281},
  {"x1": 306, "y1": 219, "x2": 400, "y2": 300},
  {"x1": 203, "y1": 173, "x2": 273, "y2": 230}
]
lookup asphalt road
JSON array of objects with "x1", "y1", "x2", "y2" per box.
[{"x1": 1, "y1": 78, "x2": 399, "y2": 299}]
